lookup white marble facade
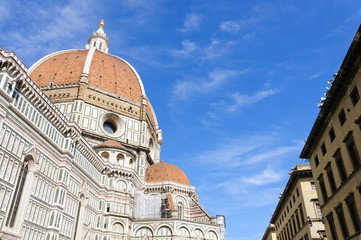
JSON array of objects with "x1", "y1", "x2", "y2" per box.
[{"x1": 0, "y1": 24, "x2": 225, "y2": 240}]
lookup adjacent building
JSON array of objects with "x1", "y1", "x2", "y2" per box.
[
  {"x1": 0, "y1": 21, "x2": 225, "y2": 239},
  {"x1": 270, "y1": 164, "x2": 326, "y2": 240},
  {"x1": 300, "y1": 25, "x2": 361, "y2": 240},
  {"x1": 262, "y1": 224, "x2": 277, "y2": 240}
]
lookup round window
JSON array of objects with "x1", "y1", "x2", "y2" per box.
[
  {"x1": 103, "y1": 120, "x2": 117, "y2": 134},
  {"x1": 100, "y1": 113, "x2": 125, "y2": 137}
]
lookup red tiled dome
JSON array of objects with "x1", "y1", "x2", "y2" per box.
[
  {"x1": 146, "y1": 161, "x2": 190, "y2": 186},
  {"x1": 95, "y1": 140, "x2": 125, "y2": 149},
  {"x1": 28, "y1": 49, "x2": 144, "y2": 102}
]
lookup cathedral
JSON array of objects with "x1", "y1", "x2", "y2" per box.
[{"x1": 0, "y1": 21, "x2": 226, "y2": 240}]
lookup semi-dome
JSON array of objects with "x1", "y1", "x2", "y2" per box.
[{"x1": 146, "y1": 161, "x2": 190, "y2": 186}]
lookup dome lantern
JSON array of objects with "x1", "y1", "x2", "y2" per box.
[{"x1": 86, "y1": 20, "x2": 109, "y2": 53}]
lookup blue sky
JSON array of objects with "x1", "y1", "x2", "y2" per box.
[{"x1": 0, "y1": 0, "x2": 360, "y2": 239}]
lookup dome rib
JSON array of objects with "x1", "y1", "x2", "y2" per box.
[
  {"x1": 28, "y1": 49, "x2": 145, "y2": 101},
  {"x1": 28, "y1": 48, "x2": 159, "y2": 128}
]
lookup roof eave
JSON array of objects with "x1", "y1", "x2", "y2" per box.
[{"x1": 300, "y1": 24, "x2": 361, "y2": 159}]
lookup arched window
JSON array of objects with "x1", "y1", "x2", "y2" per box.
[
  {"x1": 116, "y1": 180, "x2": 127, "y2": 192},
  {"x1": 116, "y1": 153, "x2": 124, "y2": 165},
  {"x1": 148, "y1": 138, "x2": 155, "y2": 160},
  {"x1": 177, "y1": 203, "x2": 184, "y2": 219},
  {"x1": 174, "y1": 196, "x2": 187, "y2": 219},
  {"x1": 112, "y1": 222, "x2": 124, "y2": 233},
  {"x1": 101, "y1": 152, "x2": 109, "y2": 161},
  {"x1": 6, "y1": 158, "x2": 30, "y2": 227},
  {"x1": 129, "y1": 158, "x2": 136, "y2": 170}
]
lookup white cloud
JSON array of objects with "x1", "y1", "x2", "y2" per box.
[
  {"x1": 243, "y1": 144, "x2": 301, "y2": 166},
  {"x1": 193, "y1": 134, "x2": 274, "y2": 168},
  {"x1": 243, "y1": 166, "x2": 283, "y2": 185},
  {"x1": 220, "y1": 21, "x2": 241, "y2": 34},
  {"x1": 215, "y1": 89, "x2": 281, "y2": 113},
  {"x1": 310, "y1": 72, "x2": 324, "y2": 79},
  {"x1": 193, "y1": 133, "x2": 302, "y2": 169},
  {"x1": 171, "y1": 68, "x2": 248, "y2": 101},
  {"x1": 179, "y1": 13, "x2": 203, "y2": 33},
  {"x1": 0, "y1": 0, "x2": 99, "y2": 62},
  {"x1": 202, "y1": 39, "x2": 235, "y2": 60},
  {"x1": 214, "y1": 176, "x2": 284, "y2": 208},
  {"x1": 170, "y1": 40, "x2": 199, "y2": 57},
  {"x1": 171, "y1": 38, "x2": 235, "y2": 61},
  {"x1": 218, "y1": 15, "x2": 263, "y2": 34},
  {"x1": 197, "y1": 111, "x2": 223, "y2": 128}
]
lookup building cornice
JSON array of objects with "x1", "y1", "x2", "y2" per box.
[
  {"x1": 270, "y1": 165, "x2": 312, "y2": 223},
  {"x1": 300, "y1": 24, "x2": 361, "y2": 159}
]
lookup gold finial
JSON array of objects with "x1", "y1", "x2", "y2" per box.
[{"x1": 99, "y1": 20, "x2": 104, "y2": 28}]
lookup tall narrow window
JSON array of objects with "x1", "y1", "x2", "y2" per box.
[
  {"x1": 350, "y1": 86, "x2": 360, "y2": 106},
  {"x1": 336, "y1": 155, "x2": 347, "y2": 182},
  {"x1": 106, "y1": 203, "x2": 110, "y2": 212},
  {"x1": 286, "y1": 223, "x2": 290, "y2": 240},
  {"x1": 304, "y1": 233, "x2": 308, "y2": 240},
  {"x1": 295, "y1": 210, "x2": 301, "y2": 230},
  {"x1": 318, "y1": 175, "x2": 328, "y2": 202},
  {"x1": 326, "y1": 213, "x2": 338, "y2": 240},
  {"x1": 346, "y1": 137, "x2": 361, "y2": 169},
  {"x1": 104, "y1": 218, "x2": 108, "y2": 229},
  {"x1": 329, "y1": 127, "x2": 336, "y2": 142},
  {"x1": 2, "y1": 76, "x2": 9, "y2": 91},
  {"x1": 6, "y1": 160, "x2": 29, "y2": 227},
  {"x1": 345, "y1": 194, "x2": 361, "y2": 232},
  {"x1": 321, "y1": 143, "x2": 327, "y2": 156},
  {"x1": 97, "y1": 216, "x2": 100, "y2": 228},
  {"x1": 326, "y1": 164, "x2": 337, "y2": 193},
  {"x1": 314, "y1": 155, "x2": 319, "y2": 167},
  {"x1": 338, "y1": 108, "x2": 347, "y2": 126},
  {"x1": 177, "y1": 203, "x2": 184, "y2": 219},
  {"x1": 336, "y1": 204, "x2": 349, "y2": 238},
  {"x1": 316, "y1": 204, "x2": 322, "y2": 218},
  {"x1": 299, "y1": 204, "x2": 305, "y2": 226},
  {"x1": 292, "y1": 215, "x2": 297, "y2": 234}
]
